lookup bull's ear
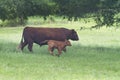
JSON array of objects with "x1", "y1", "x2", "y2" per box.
[{"x1": 71, "y1": 29, "x2": 75, "y2": 33}]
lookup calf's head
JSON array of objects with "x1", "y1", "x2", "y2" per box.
[{"x1": 65, "y1": 40, "x2": 71, "y2": 46}]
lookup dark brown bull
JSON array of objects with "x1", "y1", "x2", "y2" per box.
[{"x1": 18, "y1": 27, "x2": 79, "y2": 52}]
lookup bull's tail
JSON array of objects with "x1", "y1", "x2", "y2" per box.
[{"x1": 17, "y1": 34, "x2": 24, "y2": 50}]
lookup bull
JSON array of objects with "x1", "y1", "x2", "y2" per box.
[{"x1": 18, "y1": 27, "x2": 79, "y2": 52}]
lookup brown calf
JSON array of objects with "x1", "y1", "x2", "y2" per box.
[{"x1": 42, "y1": 40, "x2": 71, "y2": 56}]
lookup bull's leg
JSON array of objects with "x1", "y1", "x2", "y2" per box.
[
  {"x1": 21, "y1": 42, "x2": 28, "y2": 51},
  {"x1": 28, "y1": 42, "x2": 33, "y2": 52}
]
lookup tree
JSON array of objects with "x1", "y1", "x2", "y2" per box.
[
  {"x1": 0, "y1": 0, "x2": 119, "y2": 26},
  {"x1": 53, "y1": 0, "x2": 100, "y2": 20},
  {"x1": 0, "y1": 0, "x2": 33, "y2": 25},
  {"x1": 53, "y1": 0, "x2": 119, "y2": 26},
  {"x1": 31, "y1": 0, "x2": 56, "y2": 20},
  {"x1": 0, "y1": 0, "x2": 56, "y2": 25},
  {"x1": 96, "y1": 0, "x2": 119, "y2": 26}
]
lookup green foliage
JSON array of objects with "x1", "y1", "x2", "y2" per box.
[
  {"x1": 53, "y1": 0, "x2": 99, "y2": 18},
  {"x1": 0, "y1": 0, "x2": 32, "y2": 25},
  {"x1": 31, "y1": 0, "x2": 56, "y2": 16},
  {"x1": 54, "y1": 0, "x2": 119, "y2": 26},
  {"x1": 96, "y1": 0, "x2": 119, "y2": 26},
  {"x1": 102, "y1": 10, "x2": 115, "y2": 26},
  {"x1": 0, "y1": 0, "x2": 120, "y2": 26},
  {"x1": 1, "y1": 19, "x2": 27, "y2": 27},
  {"x1": 0, "y1": 0, "x2": 56, "y2": 26}
]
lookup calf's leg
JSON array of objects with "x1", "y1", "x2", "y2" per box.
[
  {"x1": 48, "y1": 47, "x2": 54, "y2": 56},
  {"x1": 63, "y1": 48, "x2": 66, "y2": 52},
  {"x1": 57, "y1": 48, "x2": 62, "y2": 57}
]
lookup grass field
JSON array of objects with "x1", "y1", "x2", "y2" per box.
[{"x1": 0, "y1": 21, "x2": 120, "y2": 80}]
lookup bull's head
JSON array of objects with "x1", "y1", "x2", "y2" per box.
[{"x1": 69, "y1": 29, "x2": 79, "y2": 41}]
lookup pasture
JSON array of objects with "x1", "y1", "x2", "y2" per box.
[{"x1": 0, "y1": 21, "x2": 120, "y2": 80}]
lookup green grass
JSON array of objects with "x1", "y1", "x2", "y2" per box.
[{"x1": 0, "y1": 24, "x2": 120, "y2": 80}]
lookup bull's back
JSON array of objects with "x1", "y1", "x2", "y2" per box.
[{"x1": 22, "y1": 27, "x2": 70, "y2": 44}]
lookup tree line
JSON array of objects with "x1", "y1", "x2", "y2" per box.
[{"x1": 0, "y1": 0, "x2": 120, "y2": 27}]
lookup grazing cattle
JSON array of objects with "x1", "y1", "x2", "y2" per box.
[
  {"x1": 41, "y1": 40, "x2": 71, "y2": 56},
  {"x1": 18, "y1": 27, "x2": 79, "y2": 52}
]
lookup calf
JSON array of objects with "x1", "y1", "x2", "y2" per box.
[{"x1": 42, "y1": 40, "x2": 71, "y2": 56}]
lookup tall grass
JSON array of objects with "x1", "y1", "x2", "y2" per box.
[{"x1": 0, "y1": 22, "x2": 120, "y2": 80}]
